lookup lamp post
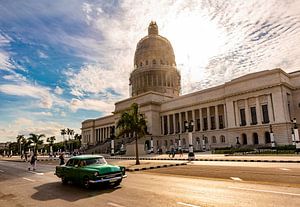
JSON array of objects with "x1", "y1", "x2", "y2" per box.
[
  {"x1": 292, "y1": 118, "x2": 300, "y2": 152},
  {"x1": 269, "y1": 125, "x2": 276, "y2": 148},
  {"x1": 185, "y1": 120, "x2": 195, "y2": 160},
  {"x1": 202, "y1": 135, "x2": 206, "y2": 151},
  {"x1": 110, "y1": 126, "x2": 115, "y2": 156},
  {"x1": 150, "y1": 135, "x2": 154, "y2": 153}
]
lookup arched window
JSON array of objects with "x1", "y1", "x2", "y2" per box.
[
  {"x1": 146, "y1": 60, "x2": 148, "y2": 65},
  {"x1": 220, "y1": 135, "x2": 226, "y2": 143},
  {"x1": 182, "y1": 138, "x2": 186, "y2": 147},
  {"x1": 140, "y1": 62, "x2": 143, "y2": 67},
  {"x1": 242, "y1": 133, "x2": 247, "y2": 145},
  {"x1": 253, "y1": 133, "x2": 259, "y2": 144},
  {"x1": 265, "y1": 131, "x2": 271, "y2": 144},
  {"x1": 170, "y1": 140, "x2": 174, "y2": 146},
  {"x1": 152, "y1": 59, "x2": 156, "y2": 64},
  {"x1": 212, "y1": 136, "x2": 217, "y2": 143},
  {"x1": 164, "y1": 140, "x2": 168, "y2": 147},
  {"x1": 160, "y1": 59, "x2": 164, "y2": 65}
]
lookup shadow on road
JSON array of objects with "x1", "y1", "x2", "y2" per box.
[{"x1": 31, "y1": 181, "x2": 120, "y2": 202}]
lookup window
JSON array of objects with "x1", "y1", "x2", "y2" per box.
[
  {"x1": 196, "y1": 119, "x2": 200, "y2": 131},
  {"x1": 212, "y1": 136, "x2": 217, "y2": 143},
  {"x1": 164, "y1": 140, "x2": 168, "y2": 147},
  {"x1": 265, "y1": 132, "x2": 271, "y2": 144},
  {"x1": 242, "y1": 134, "x2": 247, "y2": 145},
  {"x1": 160, "y1": 59, "x2": 164, "y2": 65},
  {"x1": 262, "y1": 104, "x2": 269, "y2": 123},
  {"x1": 140, "y1": 62, "x2": 142, "y2": 67},
  {"x1": 253, "y1": 133, "x2": 259, "y2": 144},
  {"x1": 146, "y1": 60, "x2": 148, "y2": 65},
  {"x1": 219, "y1": 115, "x2": 224, "y2": 129},
  {"x1": 203, "y1": 117, "x2": 208, "y2": 130},
  {"x1": 250, "y1": 107, "x2": 257, "y2": 125},
  {"x1": 211, "y1": 116, "x2": 216, "y2": 130},
  {"x1": 164, "y1": 116, "x2": 168, "y2": 135},
  {"x1": 152, "y1": 59, "x2": 156, "y2": 64},
  {"x1": 220, "y1": 135, "x2": 226, "y2": 143},
  {"x1": 240, "y1": 108, "x2": 246, "y2": 126}
]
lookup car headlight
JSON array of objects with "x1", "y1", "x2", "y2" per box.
[
  {"x1": 120, "y1": 167, "x2": 126, "y2": 175},
  {"x1": 94, "y1": 171, "x2": 99, "y2": 176}
]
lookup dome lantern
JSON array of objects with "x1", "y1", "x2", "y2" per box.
[{"x1": 148, "y1": 21, "x2": 158, "y2": 35}]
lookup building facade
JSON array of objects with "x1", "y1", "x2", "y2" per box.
[{"x1": 82, "y1": 22, "x2": 300, "y2": 154}]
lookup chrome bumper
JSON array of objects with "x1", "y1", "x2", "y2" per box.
[{"x1": 89, "y1": 174, "x2": 127, "y2": 184}]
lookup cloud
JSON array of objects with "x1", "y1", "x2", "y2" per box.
[
  {"x1": 37, "y1": 50, "x2": 48, "y2": 58},
  {"x1": 70, "y1": 98, "x2": 114, "y2": 115},
  {"x1": 33, "y1": 112, "x2": 53, "y2": 116},
  {"x1": 0, "y1": 117, "x2": 68, "y2": 142},
  {"x1": 54, "y1": 86, "x2": 63, "y2": 95},
  {"x1": 0, "y1": 83, "x2": 53, "y2": 108}
]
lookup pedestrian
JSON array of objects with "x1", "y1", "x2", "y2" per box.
[
  {"x1": 179, "y1": 148, "x2": 183, "y2": 157},
  {"x1": 28, "y1": 153, "x2": 37, "y2": 171},
  {"x1": 24, "y1": 153, "x2": 28, "y2": 162},
  {"x1": 59, "y1": 153, "x2": 65, "y2": 165},
  {"x1": 171, "y1": 147, "x2": 175, "y2": 158}
]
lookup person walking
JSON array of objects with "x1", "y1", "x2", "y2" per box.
[
  {"x1": 28, "y1": 153, "x2": 37, "y2": 171},
  {"x1": 59, "y1": 153, "x2": 65, "y2": 165}
]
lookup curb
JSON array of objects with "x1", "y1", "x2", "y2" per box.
[
  {"x1": 105, "y1": 157, "x2": 300, "y2": 163},
  {"x1": 125, "y1": 162, "x2": 187, "y2": 172}
]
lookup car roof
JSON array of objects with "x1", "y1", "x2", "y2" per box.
[{"x1": 69, "y1": 155, "x2": 104, "y2": 160}]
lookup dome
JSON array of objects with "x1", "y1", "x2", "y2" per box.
[
  {"x1": 134, "y1": 21, "x2": 176, "y2": 68},
  {"x1": 130, "y1": 21, "x2": 181, "y2": 97}
]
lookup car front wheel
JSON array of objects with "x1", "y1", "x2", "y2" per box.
[
  {"x1": 82, "y1": 177, "x2": 90, "y2": 189},
  {"x1": 61, "y1": 176, "x2": 68, "y2": 184}
]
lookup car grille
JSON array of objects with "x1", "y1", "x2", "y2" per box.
[{"x1": 100, "y1": 172, "x2": 122, "y2": 179}]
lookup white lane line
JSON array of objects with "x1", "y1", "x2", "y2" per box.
[
  {"x1": 177, "y1": 202, "x2": 201, "y2": 207},
  {"x1": 107, "y1": 202, "x2": 126, "y2": 207},
  {"x1": 229, "y1": 186, "x2": 300, "y2": 197},
  {"x1": 28, "y1": 171, "x2": 44, "y2": 175},
  {"x1": 280, "y1": 168, "x2": 290, "y2": 171},
  {"x1": 22, "y1": 177, "x2": 35, "y2": 182},
  {"x1": 0, "y1": 169, "x2": 4, "y2": 172},
  {"x1": 230, "y1": 177, "x2": 242, "y2": 181}
]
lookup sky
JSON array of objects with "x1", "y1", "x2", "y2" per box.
[{"x1": 0, "y1": 0, "x2": 300, "y2": 143}]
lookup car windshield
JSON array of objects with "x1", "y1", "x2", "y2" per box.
[{"x1": 84, "y1": 157, "x2": 107, "y2": 165}]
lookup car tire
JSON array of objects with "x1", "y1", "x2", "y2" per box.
[
  {"x1": 111, "y1": 179, "x2": 122, "y2": 187},
  {"x1": 82, "y1": 176, "x2": 90, "y2": 189},
  {"x1": 61, "y1": 177, "x2": 68, "y2": 184}
]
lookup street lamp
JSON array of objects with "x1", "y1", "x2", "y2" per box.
[
  {"x1": 150, "y1": 135, "x2": 154, "y2": 153},
  {"x1": 110, "y1": 126, "x2": 115, "y2": 156},
  {"x1": 185, "y1": 120, "x2": 195, "y2": 160},
  {"x1": 269, "y1": 125, "x2": 276, "y2": 148},
  {"x1": 202, "y1": 135, "x2": 206, "y2": 151},
  {"x1": 292, "y1": 118, "x2": 300, "y2": 152}
]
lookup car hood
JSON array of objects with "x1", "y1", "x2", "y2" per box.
[{"x1": 84, "y1": 164, "x2": 121, "y2": 174}]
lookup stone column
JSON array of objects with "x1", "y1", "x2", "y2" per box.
[
  {"x1": 200, "y1": 108, "x2": 203, "y2": 131},
  {"x1": 161, "y1": 116, "x2": 165, "y2": 135},
  {"x1": 179, "y1": 112, "x2": 182, "y2": 133},
  {"x1": 234, "y1": 101, "x2": 239, "y2": 126},
  {"x1": 256, "y1": 97, "x2": 262, "y2": 124},
  {"x1": 223, "y1": 104, "x2": 227, "y2": 128},
  {"x1": 173, "y1": 114, "x2": 176, "y2": 134},
  {"x1": 215, "y1": 105, "x2": 219, "y2": 130},
  {"x1": 192, "y1": 109, "x2": 196, "y2": 132},
  {"x1": 207, "y1": 107, "x2": 211, "y2": 130},
  {"x1": 245, "y1": 99, "x2": 250, "y2": 126},
  {"x1": 267, "y1": 94, "x2": 274, "y2": 123},
  {"x1": 167, "y1": 115, "x2": 171, "y2": 134}
]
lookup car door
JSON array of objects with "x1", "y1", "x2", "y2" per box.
[{"x1": 64, "y1": 159, "x2": 74, "y2": 180}]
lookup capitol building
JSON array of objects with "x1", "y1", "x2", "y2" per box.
[{"x1": 82, "y1": 22, "x2": 300, "y2": 155}]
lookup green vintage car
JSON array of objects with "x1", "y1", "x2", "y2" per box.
[{"x1": 55, "y1": 155, "x2": 127, "y2": 188}]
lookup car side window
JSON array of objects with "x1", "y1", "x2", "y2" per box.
[{"x1": 66, "y1": 159, "x2": 74, "y2": 166}]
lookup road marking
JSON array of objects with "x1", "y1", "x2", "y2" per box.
[
  {"x1": 229, "y1": 186, "x2": 300, "y2": 196},
  {"x1": 177, "y1": 202, "x2": 201, "y2": 207},
  {"x1": 107, "y1": 202, "x2": 125, "y2": 207},
  {"x1": 28, "y1": 171, "x2": 44, "y2": 175},
  {"x1": 0, "y1": 169, "x2": 4, "y2": 172},
  {"x1": 22, "y1": 177, "x2": 35, "y2": 182},
  {"x1": 230, "y1": 177, "x2": 242, "y2": 181},
  {"x1": 280, "y1": 168, "x2": 290, "y2": 171}
]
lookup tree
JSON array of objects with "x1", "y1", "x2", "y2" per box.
[
  {"x1": 61, "y1": 129, "x2": 67, "y2": 141},
  {"x1": 16, "y1": 135, "x2": 25, "y2": 154},
  {"x1": 28, "y1": 133, "x2": 45, "y2": 153},
  {"x1": 116, "y1": 103, "x2": 147, "y2": 165},
  {"x1": 46, "y1": 136, "x2": 56, "y2": 154},
  {"x1": 74, "y1": 133, "x2": 82, "y2": 148}
]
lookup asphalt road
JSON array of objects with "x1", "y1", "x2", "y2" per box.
[{"x1": 1, "y1": 160, "x2": 300, "y2": 207}]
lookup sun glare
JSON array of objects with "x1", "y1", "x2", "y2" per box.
[{"x1": 163, "y1": 12, "x2": 227, "y2": 84}]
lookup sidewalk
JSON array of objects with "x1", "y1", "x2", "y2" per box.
[{"x1": 105, "y1": 152, "x2": 300, "y2": 163}]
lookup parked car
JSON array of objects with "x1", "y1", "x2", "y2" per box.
[{"x1": 55, "y1": 155, "x2": 127, "y2": 188}]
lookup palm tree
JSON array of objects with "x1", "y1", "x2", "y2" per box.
[
  {"x1": 74, "y1": 133, "x2": 82, "y2": 148},
  {"x1": 16, "y1": 134, "x2": 25, "y2": 154},
  {"x1": 61, "y1": 129, "x2": 67, "y2": 141},
  {"x1": 46, "y1": 136, "x2": 56, "y2": 155},
  {"x1": 116, "y1": 103, "x2": 147, "y2": 165},
  {"x1": 28, "y1": 133, "x2": 45, "y2": 153}
]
